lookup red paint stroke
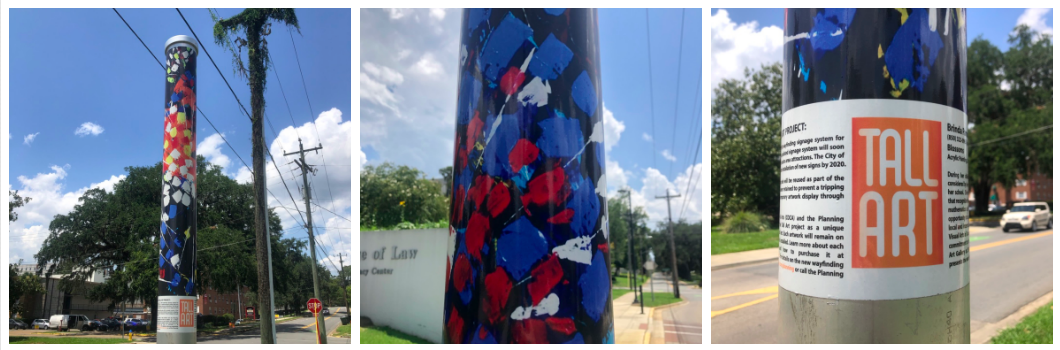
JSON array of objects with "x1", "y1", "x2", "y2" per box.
[
  {"x1": 159, "y1": 269, "x2": 165, "y2": 279},
  {"x1": 546, "y1": 317, "x2": 577, "y2": 335},
  {"x1": 546, "y1": 208, "x2": 575, "y2": 224},
  {"x1": 484, "y1": 267, "x2": 513, "y2": 325},
  {"x1": 453, "y1": 254, "x2": 471, "y2": 292},
  {"x1": 513, "y1": 319, "x2": 548, "y2": 344},
  {"x1": 527, "y1": 254, "x2": 563, "y2": 305},
  {"x1": 454, "y1": 137, "x2": 466, "y2": 171},
  {"x1": 466, "y1": 111, "x2": 484, "y2": 151},
  {"x1": 174, "y1": 76, "x2": 196, "y2": 111},
  {"x1": 500, "y1": 67, "x2": 526, "y2": 96},
  {"x1": 522, "y1": 165, "x2": 570, "y2": 207},
  {"x1": 470, "y1": 175, "x2": 495, "y2": 209},
  {"x1": 445, "y1": 257, "x2": 451, "y2": 293},
  {"x1": 465, "y1": 213, "x2": 490, "y2": 261},
  {"x1": 487, "y1": 183, "x2": 510, "y2": 217},
  {"x1": 597, "y1": 243, "x2": 609, "y2": 254},
  {"x1": 447, "y1": 307, "x2": 465, "y2": 344},
  {"x1": 478, "y1": 326, "x2": 488, "y2": 339},
  {"x1": 509, "y1": 139, "x2": 540, "y2": 171},
  {"x1": 452, "y1": 185, "x2": 466, "y2": 224}
]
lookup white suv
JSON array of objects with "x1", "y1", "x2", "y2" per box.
[{"x1": 1001, "y1": 202, "x2": 1052, "y2": 232}]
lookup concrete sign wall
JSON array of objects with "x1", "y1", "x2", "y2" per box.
[{"x1": 360, "y1": 228, "x2": 447, "y2": 344}]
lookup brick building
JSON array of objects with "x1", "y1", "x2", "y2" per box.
[{"x1": 969, "y1": 171, "x2": 1053, "y2": 208}]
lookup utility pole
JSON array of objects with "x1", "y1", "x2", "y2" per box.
[
  {"x1": 655, "y1": 189, "x2": 681, "y2": 299},
  {"x1": 621, "y1": 188, "x2": 639, "y2": 304},
  {"x1": 285, "y1": 139, "x2": 327, "y2": 344},
  {"x1": 779, "y1": 9, "x2": 969, "y2": 343},
  {"x1": 339, "y1": 253, "x2": 349, "y2": 314},
  {"x1": 212, "y1": 9, "x2": 298, "y2": 344}
]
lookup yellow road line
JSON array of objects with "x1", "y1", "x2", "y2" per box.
[
  {"x1": 970, "y1": 230, "x2": 1052, "y2": 252},
  {"x1": 710, "y1": 230, "x2": 1052, "y2": 318},
  {"x1": 711, "y1": 294, "x2": 779, "y2": 318},
  {"x1": 300, "y1": 315, "x2": 334, "y2": 329}
]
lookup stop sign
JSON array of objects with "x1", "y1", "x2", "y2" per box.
[{"x1": 307, "y1": 298, "x2": 322, "y2": 314}]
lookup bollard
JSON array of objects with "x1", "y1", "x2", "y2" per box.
[
  {"x1": 779, "y1": 9, "x2": 969, "y2": 343},
  {"x1": 157, "y1": 35, "x2": 199, "y2": 344},
  {"x1": 444, "y1": 8, "x2": 613, "y2": 344}
]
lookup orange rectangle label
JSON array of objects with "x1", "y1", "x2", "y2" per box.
[
  {"x1": 852, "y1": 117, "x2": 943, "y2": 268},
  {"x1": 179, "y1": 299, "x2": 195, "y2": 327}
]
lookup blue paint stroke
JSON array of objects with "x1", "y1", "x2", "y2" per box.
[
  {"x1": 457, "y1": 71, "x2": 481, "y2": 125},
  {"x1": 185, "y1": 278, "x2": 194, "y2": 294},
  {"x1": 570, "y1": 71, "x2": 598, "y2": 117},
  {"x1": 537, "y1": 117, "x2": 584, "y2": 159},
  {"x1": 497, "y1": 217, "x2": 548, "y2": 280},
  {"x1": 796, "y1": 47, "x2": 810, "y2": 82},
  {"x1": 564, "y1": 332, "x2": 585, "y2": 344},
  {"x1": 570, "y1": 177, "x2": 599, "y2": 237},
  {"x1": 483, "y1": 113, "x2": 520, "y2": 179},
  {"x1": 885, "y1": 8, "x2": 944, "y2": 93},
  {"x1": 168, "y1": 205, "x2": 177, "y2": 219},
  {"x1": 169, "y1": 271, "x2": 181, "y2": 287},
  {"x1": 808, "y1": 9, "x2": 856, "y2": 55},
  {"x1": 820, "y1": 81, "x2": 827, "y2": 93},
  {"x1": 478, "y1": 12, "x2": 533, "y2": 83},
  {"x1": 467, "y1": 9, "x2": 492, "y2": 32},
  {"x1": 544, "y1": 8, "x2": 566, "y2": 16},
  {"x1": 604, "y1": 328, "x2": 615, "y2": 344},
  {"x1": 579, "y1": 251, "x2": 609, "y2": 322},
  {"x1": 528, "y1": 34, "x2": 574, "y2": 80},
  {"x1": 470, "y1": 324, "x2": 498, "y2": 344}
]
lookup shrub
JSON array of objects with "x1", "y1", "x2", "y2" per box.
[{"x1": 721, "y1": 211, "x2": 768, "y2": 233}]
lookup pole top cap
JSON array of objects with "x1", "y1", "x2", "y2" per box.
[{"x1": 165, "y1": 35, "x2": 198, "y2": 51}]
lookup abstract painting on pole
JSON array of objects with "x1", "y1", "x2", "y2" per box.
[{"x1": 444, "y1": 8, "x2": 614, "y2": 344}]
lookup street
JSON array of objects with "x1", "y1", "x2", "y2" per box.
[
  {"x1": 649, "y1": 272, "x2": 703, "y2": 344},
  {"x1": 711, "y1": 227, "x2": 1054, "y2": 343},
  {"x1": 198, "y1": 306, "x2": 351, "y2": 344}
]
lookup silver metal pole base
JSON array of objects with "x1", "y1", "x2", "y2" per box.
[
  {"x1": 157, "y1": 331, "x2": 197, "y2": 344},
  {"x1": 778, "y1": 284, "x2": 970, "y2": 343}
]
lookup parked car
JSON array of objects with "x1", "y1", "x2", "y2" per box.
[
  {"x1": 31, "y1": 319, "x2": 50, "y2": 330},
  {"x1": 1002, "y1": 202, "x2": 1052, "y2": 232},
  {"x1": 322, "y1": 308, "x2": 330, "y2": 315},
  {"x1": 100, "y1": 318, "x2": 123, "y2": 331},
  {"x1": 10, "y1": 319, "x2": 29, "y2": 330},
  {"x1": 49, "y1": 314, "x2": 91, "y2": 331},
  {"x1": 87, "y1": 319, "x2": 108, "y2": 332}
]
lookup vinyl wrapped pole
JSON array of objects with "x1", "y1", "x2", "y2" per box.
[
  {"x1": 445, "y1": 8, "x2": 613, "y2": 344},
  {"x1": 779, "y1": 9, "x2": 969, "y2": 343},
  {"x1": 157, "y1": 35, "x2": 199, "y2": 344}
]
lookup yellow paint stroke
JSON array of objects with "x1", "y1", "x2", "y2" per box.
[
  {"x1": 891, "y1": 79, "x2": 910, "y2": 97},
  {"x1": 957, "y1": 9, "x2": 965, "y2": 28},
  {"x1": 170, "y1": 127, "x2": 177, "y2": 138},
  {"x1": 896, "y1": 8, "x2": 909, "y2": 25},
  {"x1": 184, "y1": 145, "x2": 192, "y2": 157},
  {"x1": 166, "y1": 156, "x2": 174, "y2": 165},
  {"x1": 185, "y1": 228, "x2": 190, "y2": 239},
  {"x1": 711, "y1": 294, "x2": 779, "y2": 318},
  {"x1": 164, "y1": 140, "x2": 169, "y2": 149},
  {"x1": 971, "y1": 230, "x2": 1052, "y2": 252},
  {"x1": 878, "y1": 44, "x2": 884, "y2": 58},
  {"x1": 177, "y1": 112, "x2": 186, "y2": 124},
  {"x1": 883, "y1": 65, "x2": 890, "y2": 79}
]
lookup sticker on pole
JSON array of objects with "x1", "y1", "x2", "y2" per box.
[{"x1": 778, "y1": 100, "x2": 970, "y2": 300}]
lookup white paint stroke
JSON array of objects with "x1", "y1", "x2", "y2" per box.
[
  {"x1": 518, "y1": 76, "x2": 550, "y2": 107},
  {"x1": 784, "y1": 32, "x2": 808, "y2": 43},
  {"x1": 510, "y1": 293, "x2": 560, "y2": 320},
  {"x1": 552, "y1": 234, "x2": 595, "y2": 264},
  {"x1": 929, "y1": 8, "x2": 938, "y2": 32}
]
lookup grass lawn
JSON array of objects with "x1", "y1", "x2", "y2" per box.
[
  {"x1": 711, "y1": 227, "x2": 779, "y2": 255},
  {"x1": 612, "y1": 288, "x2": 632, "y2": 299},
  {"x1": 361, "y1": 326, "x2": 433, "y2": 344},
  {"x1": 9, "y1": 337, "x2": 132, "y2": 344},
  {"x1": 990, "y1": 302, "x2": 1052, "y2": 344},
  {"x1": 614, "y1": 273, "x2": 648, "y2": 288},
  {"x1": 332, "y1": 324, "x2": 351, "y2": 338},
  {"x1": 640, "y1": 292, "x2": 682, "y2": 308}
]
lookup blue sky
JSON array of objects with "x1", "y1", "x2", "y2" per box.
[
  {"x1": 711, "y1": 8, "x2": 1054, "y2": 93},
  {"x1": 360, "y1": 8, "x2": 704, "y2": 228},
  {"x1": 7, "y1": 8, "x2": 353, "y2": 272}
]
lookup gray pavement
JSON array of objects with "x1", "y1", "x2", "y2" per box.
[
  {"x1": 199, "y1": 306, "x2": 351, "y2": 344},
  {"x1": 711, "y1": 227, "x2": 1053, "y2": 343},
  {"x1": 649, "y1": 272, "x2": 703, "y2": 344}
]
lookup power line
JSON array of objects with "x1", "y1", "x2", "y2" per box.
[
  {"x1": 668, "y1": 8, "x2": 686, "y2": 178},
  {"x1": 645, "y1": 8, "x2": 658, "y2": 171},
  {"x1": 112, "y1": 9, "x2": 164, "y2": 69},
  {"x1": 970, "y1": 124, "x2": 1052, "y2": 147},
  {"x1": 311, "y1": 202, "x2": 350, "y2": 222},
  {"x1": 174, "y1": 8, "x2": 252, "y2": 122},
  {"x1": 683, "y1": 77, "x2": 703, "y2": 170}
]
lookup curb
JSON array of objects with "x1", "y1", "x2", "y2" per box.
[
  {"x1": 652, "y1": 299, "x2": 689, "y2": 311},
  {"x1": 642, "y1": 307, "x2": 654, "y2": 344},
  {"x1": 711, "y1": 257, "x2": 778, "y2": 271},
  {"x1": 970, "y1": 291, "x2": 1053, "y2": 344}
]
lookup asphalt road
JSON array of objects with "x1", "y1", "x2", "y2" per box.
[
  {"x1": 199, "y1": 306, "x2": 351, "y2": 344},
  {"x1": 711, "y1": 227, "x2": 1053, "y2": 343},
  {"x1": 648, "y1": 272, "x2": 703, "y2": 344}
]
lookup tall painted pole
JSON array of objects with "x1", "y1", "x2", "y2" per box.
[
  {"x1": 779, "y1": 9, "x2": 969, "y2": 343},
  {"x1": 444, "y1": 8, "x2": 613, "y2": 344},
  {"x1": 158, "y1": 35, "x2": 198, "y2": 344}
]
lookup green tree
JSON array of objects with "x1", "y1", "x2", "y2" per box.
[
  {"x1": 968, "y1": 25, "x2": 1053, "y2": 214},
  {"x1": 710, "y1": 63, "x2": 782, "y2": 223},
  {"x1": 439, "y1": 166, "x2": 453, "y2": 197},
  {"x1": 8, "y1": 262, "x2": 45, "y2": 317},
  {"x1": 606, "y1": 195, "x2": 650, "y2": 279},
  {"x1": 9, "y1": 190, "x2": 31, "y2": 222},
  {"x1": 360, "y1": 162, "x2": 448, "y2": 228},
  {"x1": 650, "y1": 220, "x2": 703, "y2": 280}
]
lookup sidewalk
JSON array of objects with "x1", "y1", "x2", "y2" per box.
[
  {"x1": 711, "y1": 247, "x2": 778, "y2": 270},
  {"x1": 612, "y1": 287, "x2": 651, "y2": 344}
]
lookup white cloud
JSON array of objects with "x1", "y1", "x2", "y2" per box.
[
  {"x1": 601, "y1": 103, "x2": 624, "y2": 153},
  {"x1": 642, "y1": 133, "x2": 653, "y2": 142},
  {"x1": 9, "y1": 165, "x2": 125, "y2": 264},
  {"x1": 360, "y1": 149, "x2": 368, "y2": 166},
  {"x1": 74, "y1": 122, "x2": 105, "y2": 136},
  {"x1": 362, "y1": 62, "x2": 404, "y2": 86},
  {"x1": 711, "y1": 9, "x2": 783, "y2": 93},
  {"x1": 411, "y1": 53, "x2": 444, "y2": 77},
  {"x1": 607, "y1": 162, "x2": 704, "y2": 229},
  {"x1": 429, "y1": 8, "x2": 446, "y2": 21},
  {"x1": 384, "y1": 8, "x2": 412, "y2": 20},
  {"x1": 661, "y1": 149, "x2": 677, "y2": 162},
  {"x1": 198, "y1": 133, "x2": 232, "y2": 173},
  {"x1": 360, "y1": 71, "x2": 401, "y2": 116},
  {"x1": 1016, "y1": 8, "x2": 1053, "y2": 40},
  {"x1": 24, "y1": 132, "x2": 39, "y2": 145}
]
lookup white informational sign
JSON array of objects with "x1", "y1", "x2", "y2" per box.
[
  {"x1": 778, "y1": 100, "x2": 970, "y2": 300},
  {"x1": 643, "y1": 261, "x2": 655, "y2": 271},
  {"x1": 157, "y1": 296, "x2": 197, "y2": 332}
]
